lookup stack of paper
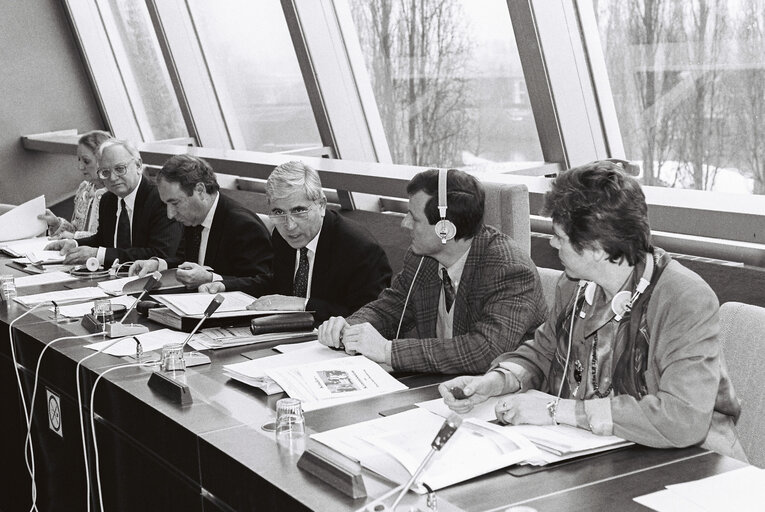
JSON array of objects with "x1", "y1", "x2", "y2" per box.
[
  {"x1": 98, "y1": 275, "x2": 142, "y2": 295},
  {"x1": 14, "y1": 271, "x2": 78, "y2": 288},
  {"x1": 84, "y1": 328, "x2": 198, "y2": 357},
  {"x1": 12, "y1": 250, "x2": 66, "y2": 265},
  {"x1": 265, "y1": 354, "x2": 407, "y2": 411},
  {"x1": 14, "y1": 287, "x2": 109, "y2": 307},
  {"x1": 191, "y1": 326, "x2": 316, "y2": 350},
  {"x1": 0, "y1": 237, "x2": 53, "y2": 258},
  {"x1": 223, "y1": 341, "x2": 348, "y2": 394},
  {"x1": 0, "y1": 196, "x2": 47, "y2": 243},
  {"x1": 153, "y1": 291, "x2": 263, "y2": 318},
  {"x1": 53, "y1": 295, "x2": 137, "y2": 318},
  {"x1": 312, "y1": 407, "x2": 541, "y2": 492}
]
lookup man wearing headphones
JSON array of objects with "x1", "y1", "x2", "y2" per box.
[
  {"x1": 319, "y1": 168, "x2": 547, "y2": 374},
  {"x1": 438, "y1": 160, "x2": 746, "y2": 461}
]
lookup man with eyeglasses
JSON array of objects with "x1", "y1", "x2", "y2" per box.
[
  {"x1": 199, "y1": 161, "x2": 392, "y2": 327},
  {"x1": 127, "y1": 154, "x2": 272, "y2": 288},
  {"x1": 46, "y1": 139, "x2": 182, "y2": 266}
]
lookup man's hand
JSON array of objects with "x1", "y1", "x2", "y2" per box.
[
  {"x1": 494, "y1": 392, "x2": 554, "y2": 426},
  {"x1": 45, "y1": 239, "x2": 77, "y2": 254},
  {"x1": 62, "y1": 246, "x2": 98, "y2": 265},
  {"x1": 50, "y1": 231, "x2": 74, "y2": 240},
  {"x1": 438, "y1": 373, "x2": 507, "y2": 414},
  {"x1": 198, "y1": 281, "x2": 226, "y2": 294},
  {"x1": 318, "y1": 316, "x2": 349, "y2": 350},
  {"x1": 176, "y1": 262, "x2": 212, "y2": 288},
  {"x1": 129, "y1": 259, "x2": 160, "y2": 277},
  {"x1": 340, "y1": 322, "x2": 389, "y2": 364},
  {"x1": 247, "y1": 294, "x2": 305, "y2": 312}
]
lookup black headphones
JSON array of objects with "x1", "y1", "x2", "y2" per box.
[{"x1": 435, "y1": 169, "x2": 456, "y2": 244}]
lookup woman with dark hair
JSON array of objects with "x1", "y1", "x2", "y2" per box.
[
  {"x1": 440, "y1": 160, "x2": 747, "y2": 461},
  {"x1": 38, "y1": 130, "x2": 113, "y2": 238}
]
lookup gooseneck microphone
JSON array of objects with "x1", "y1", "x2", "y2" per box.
[
  {"x1": 389, "y1": 414, "x2": 463, "y2": 510},
  {"x1": 180, "y1": 294, "x2": 225, "y2": 351},
  {"x1": 118, "y1": 271, "x2": 162, "y2": 324}
]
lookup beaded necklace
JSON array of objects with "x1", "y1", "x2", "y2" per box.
[{"x1": 590, "y1": 331, "x2": 613, "y2": 398}]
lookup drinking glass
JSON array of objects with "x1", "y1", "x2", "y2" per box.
[
  {"x1": 275, "y1": 397, "x2": 305, "y2": 449},
  {"x1": 160, "y1": 343, "x2": 186, "y2": 372},
  {"x1": 92, "y1": 299, "x2": 114, "y2": 324},
  {"x1": 0, "y1": 275, "x2": 17, "y2": 301}
]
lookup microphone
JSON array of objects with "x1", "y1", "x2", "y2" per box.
[
  {"x1": 180, "y1": 294, "x2": 225, "y2": 351},
  {"x1": 389, "y1": 414, "x2": 462, "y2": 510},
  {"x1": 118, "y1": 271, "x2": 162, "y2": 324}
]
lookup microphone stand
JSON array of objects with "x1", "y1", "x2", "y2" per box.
[{"x1": 104, "y1": 272, "x2": 162, "y2": 338}]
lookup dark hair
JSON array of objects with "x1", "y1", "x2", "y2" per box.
[
  {"x1": 157, "y1": 154, "x2": 220, "y2": 196},
  {"x1": 406, "y1": 168, "x2": 485, "y2": 240},
  {"x1": 543, "y1": 160, "x2": 651, "y2": 265}
]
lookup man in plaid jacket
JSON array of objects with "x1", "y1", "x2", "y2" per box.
[{"x1": 318, "y1": 168, "x2": 547, "y2": 374}]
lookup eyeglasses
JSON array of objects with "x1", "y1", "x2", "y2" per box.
[
  {"x1": 268, "y1": 204, "x2": 317, "y2": 223},
  {"x1": 97, "y1": 160, "x2": 134, "y2": 179}
]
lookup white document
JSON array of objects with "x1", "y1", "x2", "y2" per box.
[
  {"x1": 84, "y1": 328, "x2": 194, "y2": 357},
  {"x1": 14, "y1": 286, "x2": 109, "y2": 307},
  {"x1": 274, "y1": 340, "x2": 320, "y2": 353},
  {"x1": 13, "y1": 250, "x2": 66, "y2": 265},
  {"x1": 191, "y1": 327, "x2": 316, "y2": 350},
  {"x1": 53, "y1": 295, "x2": 137, "y2": 318},
  {"x1": 223, "y1": 342, "x2": 348, "y2": 394},
  {"x1": 14, "y1": 271, "x2": 79, "y2": 288},
  {"x1": 153, "y1": 291, "x2": 258, "y2": 317},
  {"x1": 312, "y1": 407, "x2": 540, "y2": 492},
  {"x1": 0, "y1": 196, "x2": 48, "y2": 242},
  {"x1": 265, "y1": 355, "x2": 407, "y2": 411},
  {"x1": 97, "y1": 275, "x2": 142, "y2": 295},
  {"x1": 0, "y1": 236, "x2": 53, "y2": 257}
]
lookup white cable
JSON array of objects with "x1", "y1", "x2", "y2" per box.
[
  {"x1": 395, "y1": 256, "x2": 425, "y2": 340},
  {"x1": 89, "y1": 360, "x2": 158, "y2": 512},
  {"x1": 8, "y1": 301, "x2": 49, "y2": 512}
]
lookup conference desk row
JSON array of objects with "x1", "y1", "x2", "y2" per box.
[{"x1": 0, "y1": 258, "x2": 747, "y2": 512}]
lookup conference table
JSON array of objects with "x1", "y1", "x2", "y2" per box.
[{"x1": 0, "y1": 256, "x2": 748, "y2": 512}]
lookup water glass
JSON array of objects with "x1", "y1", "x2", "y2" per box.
[
  {"x1": 160, "y1": 343, "x2": 186, "y2": 372},
  {"x1": 92, "y1": 299, "x2": 114, "y2": 324},
  {"x1": 275, "y1": 398, "x2": 305, "y2": 445},
  {"x1": 0, "y1": 275, "x2": 17, "y2": 301}
]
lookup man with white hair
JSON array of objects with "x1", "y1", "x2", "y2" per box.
[
  {"x1": 200, "y1": 161, "x2": 392, "y2": 326},
  {"x1": 46, "y1": 138, "x2": 182, "y2": 266}
]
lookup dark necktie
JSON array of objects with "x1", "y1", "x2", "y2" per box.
[
  {"x1": 441, "y1": 268, "x2": 455, "y2": 312},
  {"x1": 293, "y1": 247, "x2": 309, "y2": 298},
  {"x1": 116, "y1": 199, "x2": 131, "y2": 248},
  {"x1": 186, "y1": 225, "x2": 204, "y2": 264}
]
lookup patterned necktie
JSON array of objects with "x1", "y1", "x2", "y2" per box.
[
  {"x1": 186, "y1": 225, "x2": 204, "y2": 264},
  {"x1": 293, "y1": 247, "x2": 310, "y2": 298},
  {"x1": 441, "y1": 268, "x2": 455, "y2": 312},
  {"x1": 116, "y1": 198, "x2": 131, "y2": 248}
]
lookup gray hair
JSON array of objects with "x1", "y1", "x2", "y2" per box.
[
  {"x1": 96, "y1": 138, "x2": 142, "y2": 164},
  {"x1": 266, "y1": 161, "x2": 326, "y2": 203}
]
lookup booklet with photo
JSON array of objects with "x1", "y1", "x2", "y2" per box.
[{"x1": 311, "y1": 407, "x2": 541, "y2": 493}]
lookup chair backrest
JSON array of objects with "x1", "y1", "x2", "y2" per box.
[
  {"x1": 718, "y1": 301, "x2": 765, "y2": 468},
  {"x1": 482, "y1": 182, "x2": 530, "y2": 256},
  {"x1": 537, "y1": 267, "x2": 563, "y2": 310}
]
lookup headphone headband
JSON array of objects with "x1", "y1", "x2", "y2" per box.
[
  {"x1": 434, "y1": 169, "x2": 456, "y2": 244},
  {"x1": 438, "y1": 168, "x2": 448, "y2": 220}
]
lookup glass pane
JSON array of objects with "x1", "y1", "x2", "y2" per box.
[
  {"x1": 594, "y1": 0, "x2": 764, "y2": 195},
  {"x1": 99, "y1": 0, "x2": 188, "y2": 141},
  {"x1": 348, "y1": 0, "x2": 543, "y2": 170},
  {"x1": 188, "y1": 0, "x2": 323, "y2": 152}
]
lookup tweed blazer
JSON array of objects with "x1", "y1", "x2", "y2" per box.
[
  {"x1": 166, "y1": 193, "x2": 272, "y2": 280},
  {"x1": 348, "y1": 225, "x2": 547, "y2": 374},
  {"x1": 77, "y1": 177, "x2": 182, "y2": 266}
]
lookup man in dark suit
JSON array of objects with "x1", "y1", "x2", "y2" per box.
[
  {"x1": 129, "y1": 154, "x2": 272, "y2": 288},
  {"x1": 318, "y1": 169, "x2": 548, "y2": 374},
  {"x1": 46, "y1": 139, "x2": 181, "y2": 267},
  {"x1": 200, "y1": 161, "x2": 392, "y2": 326}
]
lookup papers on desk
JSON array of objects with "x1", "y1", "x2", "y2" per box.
[
  {"x1": 84, "y1": 328, "x2": 198, "y2": 357},
  {"x1": 14, "y1": 271, "x2": 79, "y2": 289},
  {"x1": 98, "y1": 275, "x2": 142, "y2": 295},
  {"x1": 0, "y1": 196, "x2": 47, "y2": 242},
  {"x1": 312, "y1": 407, "x2": 540, "y2": 493},
  {"x1": 223, "y1": 341, "x2": 349, "y2": 395},
  {"x1": 265, "y1": 354, "x2": 408, "y2": 411},
  {"x1": 189, "y1": 326, "x2": 316, "y2": 350},
  {"x1": 13, "y1": 286, "x2": 109, "y2": 307},
  {"x1": 98, "y1": 269, "x2": 183, "y2": 295},
  {"x1": 634, "y1": 466, "x2": 765, "y2": 512},
  {"x1": 12, "y1": 250, "x2": 66, "y2": 265},
  {"x1": 417, "y1": 391, "x2": 632, "y2": 463},
  {"x1": 0, "y1": 236, "x2": 52, "y2": 257},
  {"x1": 52, "y1": 295, "x2": 137, "y2": 318},
  {"x1": 153, "y1": 291, "x2": 260, "y2": 317}
]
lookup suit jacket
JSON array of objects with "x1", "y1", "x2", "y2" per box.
[
  {"x1": 222, "y1": 209, "x2": 392, "y2": 326},
  {"x1": 166, "y1": 193, "x2": 272, "y2": 280},
  {"x1": 77, "y1": 178, "x2": 182, "y2": 266},
  {"x1": 348, "y1": 225, "x2": 547, "y2": 374}
]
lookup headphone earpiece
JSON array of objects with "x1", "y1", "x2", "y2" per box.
[{"x1": 435, "y1": 169, "x2": 456, "y2": 244}]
